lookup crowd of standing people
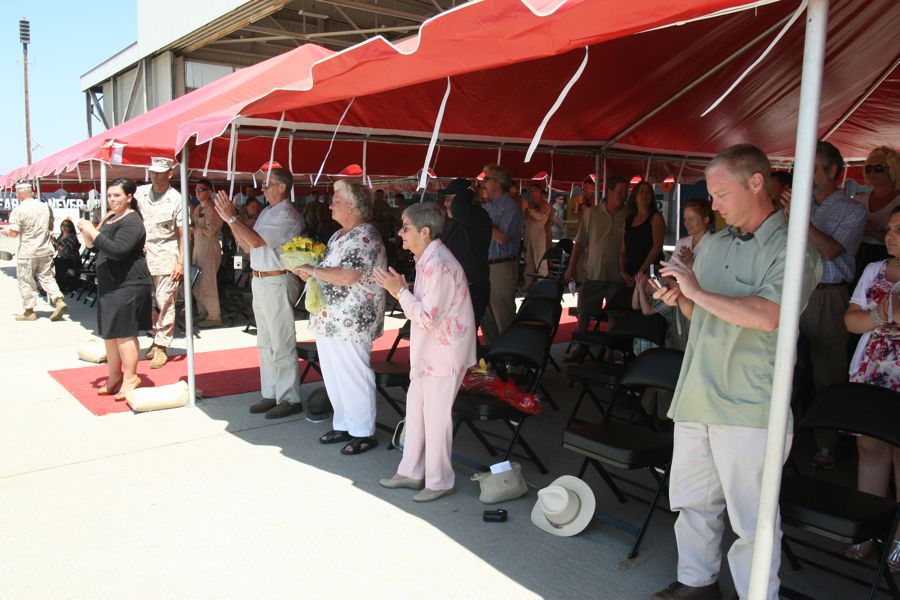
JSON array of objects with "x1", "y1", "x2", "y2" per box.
[{"x1": 3, "y1": 140, "x2": 898, "y2": 593}]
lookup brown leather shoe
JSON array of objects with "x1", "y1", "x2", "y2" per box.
[
  {"x1": 144, "y1": 343, "x2": 157, "y2": 359},
  {"x1": 197, "y1": 319, "x2": 222, "y2": 329},
  {"x1": 150, "y1": 346, "x2": 169, "y2": 369},
  {"x1": 50, "y1": 298, "x2": 68, "y2": 321},
  {"x1": 15, "y1": 309, "x2": 36, "y2": 321},
  {"x1": 651, "y1": 582, "x2": 721, "y2": 600},
  {"x1": 265, "y1": 401, "x2": 304, "y2": 419},
  {"x1": 249, "y1": 398, "x2": 277, "y2": 414}
]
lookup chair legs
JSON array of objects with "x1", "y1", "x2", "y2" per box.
[{"x1": 502, "y1": 419, "x2": 548, "y2": 474}]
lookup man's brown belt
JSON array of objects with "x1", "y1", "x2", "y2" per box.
[{"x1": 252, "y1": 269, "x2": 288, "y2": 278}]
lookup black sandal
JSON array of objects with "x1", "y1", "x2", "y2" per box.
[
  {"x1": 319, "y1": 430, "x2": 352, "y2": 445},
  {"x1": 341, "y1": 436, "x2": 378, "y2": 455}
]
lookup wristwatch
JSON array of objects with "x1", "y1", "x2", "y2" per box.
[{"x1": 227, "y1": 215, "x2": 238, "y2": 225}]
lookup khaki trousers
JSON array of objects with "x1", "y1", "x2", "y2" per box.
[
  {"x1": 252, "y1": 274, "x2": 301, "y2": 404},
  {"x1": 192, "y1": 239, "x2": 222, "y2": 321},
  {"x1": 799, "y1": 285, "x2": 849, "y2": 449},
  {"x1": 150, "y1": 274, "x2": 180, "y2": 348},
  {"x1": 17, "y1": 255, "x2": 62, "y2": 310},
  {"x1": 480, "y1": 260, "x2": 518, "y2": 346},
  {"x1": 670, "y1": 423, "x2": 792, "y2": 600}
]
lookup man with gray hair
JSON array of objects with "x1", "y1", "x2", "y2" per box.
[
  {"x1": 0, "y1": 181, "x2": 67, "y2": 321},
  {"x1": 479, "y1": 164, "x2": 523, "y2": 345},
  {"x1": 652, "y1": 144, "x2": 820, "y2": 600},
  {"x1": 782, "y1": 140, "x2": 866, "y2": 470},
  {"x1": 215, "y1": 166, "x2": 305, "y2": 419}
]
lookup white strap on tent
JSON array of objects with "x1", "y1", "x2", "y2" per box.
[
  {"x1": 288, "y1": 131, "x2": 296, "y2": 202},
  {"x1": 525, "y1": 47, "x2": 589, "y2": 163},
  {"x1": 145, "y1": 168, "x2": 149, "y2": 181},
  {"x1": 549, "y1": 149, "x2": 555, "y2": 191},
  {"x1": 701, "y1": 0, "x2": 808, "y2": 117},
  {"x1": 252, "y1": 173, "x2": 257, "y2": 188},
  {"x1": 601, "y1": 154, "x2": 607, "y2": 193},
  {"x1": 77, "y1": 168, "x2": 82, "y2": 183},
  {"x1": 226, "y1": 122, "x2": 238, "y2": 200},
  {"x1": 89, "y1": 161, "x2": 94, "y2": 180},
  {"x1": 363, "y1": 138, "x2": 368, "y2": 183},
  {"x1": 418, "y1": 78, "x2": 451, "y2": 190},
  {"x1": 497, "y1": 146, "x2": 502, "y2": 164},
  {"x1": 645, "y1": 154, "x2": 653, "y2": 181},
  {"x1": 677, "y1": 158, "x2": 687, "y2": 182},
  {"x1": 202, "y1": 139, "x2": 213, "y2": 176},
  {"x1": 266, "y1": 112, "x2": 286, "y2": 188},
  {"x1": 314, "y1": 98, "x2": 355, "y2": 186}
]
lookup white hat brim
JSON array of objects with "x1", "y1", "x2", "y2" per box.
[{"x1": 530, "y1": 475, "x2": 596, "y2": 537}]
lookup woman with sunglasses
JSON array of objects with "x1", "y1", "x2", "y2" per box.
[
  {"x1": 191, "y1": 179, "x2": 223, "y2": 328},
  {"x1": 855, "y1": 146, "x2": 900, "y2": 280}
]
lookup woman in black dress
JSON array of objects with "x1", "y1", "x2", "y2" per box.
[
  {"x1": 77, "y1": 179, "x2": 152, "y2": 400},
  {"x1": 619, "y1": 181, "x2": 665, "y2": 287}
]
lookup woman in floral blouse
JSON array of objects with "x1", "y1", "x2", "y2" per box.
[
  {"x1": 843, "y1": 205, "x2": 899, "y2": 569},
  {"x1": 374, "y1": 202, "x2": 476, "y2": 502},
  {"x1": 294, "y1": 180, "x2": 386, "y2": 455}
]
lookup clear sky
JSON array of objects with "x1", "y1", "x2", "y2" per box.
[{"x1": 0, "y1": 2, "x2": 136, "y2": 175}]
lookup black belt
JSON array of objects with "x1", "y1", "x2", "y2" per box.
[
  {"x1": 488, "y1": 257, "x2": 516, "y2": 265},
  {"x1": 815, "y1": 281, "x2": 848, "y2": 289}
]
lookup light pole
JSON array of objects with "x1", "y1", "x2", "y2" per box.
[{"x1": 20, "y1": 18, "x2": 32, "y2": 166}]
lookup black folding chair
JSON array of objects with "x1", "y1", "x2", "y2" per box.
[
  {"x1": 513, "y1": 297, "x2": 562, "y2": 408},
  {"x1": 371, "y1": 320, "x2": 412, "y2": 426},
  {"x1": 453, "y1": 321, "x2": 552, "y2": 474},
  {"x1": 567, "y1": 310, "x2": 668, "y2": 416},
  {"x1": 780, "y1": 383, "x2": 900, "y2": 600},
  {"x1": 563, "y1": 348, "x2": 684, "y2": 559},
  {"x1": 296, "y1": 341, "x2": 322, "y2": 384}
]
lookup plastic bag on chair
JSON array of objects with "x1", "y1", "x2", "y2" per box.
[{"x1": 460, "y1": 369, "x2": 543, "y2": 415}]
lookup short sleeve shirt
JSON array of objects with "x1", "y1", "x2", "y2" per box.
[
  {"x1": 249, "y1": 200, "x2": 303, "y2": 271},
  {"x1": 574, "y1": 203, "x2": 628, "y2": 281},
  {"x1": 9, "y1": 198, "x2": 54, "y2": 258},
  {"x1": 308, "y1": 223, "x2": 387, "y2": 343},
  {"x1": 135, "y1": 184, "x2": 184, "y2": 276},
  {"x1": 668, "y1": 211, "x2": 822, "y2": 429},
  {"x1": 483, "y1": 193, "x2": 524, "y2": 260},
  {"x1": 810, "y1": 190, "x2": 865, "y2": 284}
]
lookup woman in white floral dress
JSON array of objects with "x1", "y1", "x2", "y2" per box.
[
  {"x1": 843, "y1": 206, "x2": 900, "y2": 570},
  {"x1": 294, "y1": 180, "x2": 387, "y2": 455}
]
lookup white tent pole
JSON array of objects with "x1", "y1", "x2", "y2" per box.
[
  {"x1": 179, "y1": 147, "x2": 197, "y2": 408},
  {"x1": 747, "y1": 1, "x2": 827, "y2": 598},
  {"x1": 594, "y1": 152, "x2": 600, "y2": 204},
  {"x1": 100, "y1": 163, "x2": 107, "y2": 219}
]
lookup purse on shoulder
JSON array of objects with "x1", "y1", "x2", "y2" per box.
[{"x1": 470, "y1": 462, "x2": 528, "y2": 504}]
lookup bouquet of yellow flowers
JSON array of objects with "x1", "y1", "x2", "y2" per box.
[{"x1": 280, "y1": 236, "x2": 328, "y2": 312}]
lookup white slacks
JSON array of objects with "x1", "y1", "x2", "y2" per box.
[
  {"x1": 397, "y1": 373, "x2": 463, "y2": 491},
  {"x1": 669, "y1": 422, "x2": 792, "y2": 600},
  {"x1": 316, "y1": 337, "x2": 376, "y2": 437},
  {"x1": 251, "y1": 274, "x2": 301, "y2": 404}
]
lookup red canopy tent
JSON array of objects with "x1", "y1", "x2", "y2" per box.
[{"x1": 175, "y1": 0, "x2": 899, "y2": 184}]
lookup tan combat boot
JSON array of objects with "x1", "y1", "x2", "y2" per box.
[
  {"x1": 150, "y1": 346, "x2": 169, "y2": 369},
  {"x1": 50, "y1": 298, "x2": 68, "y2": 321},
  {"x1": 15, "y1": 308, "x2": 36, "y2": 321}
]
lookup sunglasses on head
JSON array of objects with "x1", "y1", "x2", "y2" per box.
[{"x1": 865, "y1": 164, "x2": 886, "y2": 174}]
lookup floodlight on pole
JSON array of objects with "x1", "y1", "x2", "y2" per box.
[{"x1": 20, "y1": 18, "x2": 32, "y2": 166}]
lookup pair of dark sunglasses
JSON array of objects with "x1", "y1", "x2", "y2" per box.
[{"x1": 865, "y1": 164, "x2": 886, "y2": 174}]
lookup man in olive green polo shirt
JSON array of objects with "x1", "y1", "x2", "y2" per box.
[{"x1": 650, "y1": 144, "x2": 821, "y2": 600}]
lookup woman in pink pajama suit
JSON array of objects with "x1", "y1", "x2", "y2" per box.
[{"x1": 374, "y1": 202, "x2": 477, "y2": 502}]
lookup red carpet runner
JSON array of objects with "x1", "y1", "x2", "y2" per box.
[{"x1": 49, "y1": 317, "x2": 576, "y2": 416}]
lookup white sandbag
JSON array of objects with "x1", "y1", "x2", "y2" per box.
[
  {"x1": 126, "y1": 380, "x2": 189, "y2": 412},
  {"x1": 77, "y1": 336, "x2": 107, "y2": 363}
]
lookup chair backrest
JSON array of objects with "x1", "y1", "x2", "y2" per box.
[
  {"x1": 524, "y1": 278, "x2": 562, "y2": 302},
  {"x1": 555, "y1": 238, "x2": 574, "y2": 255},
  {"x1": 486, "y1": 322, "x2": 552, "y2": 392},
  {"x1": 800, "y1": 383, "x2": 900, "y2": 448},
  {"x1": 609, "y1": 310, "x2": 668, "y2": 347},
  {"x1": 618, "y1": 348, "x2": 684, "y2": 392},
  {"x1": 514, "y1": 297, "x2": 560, "y2": 331}
]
